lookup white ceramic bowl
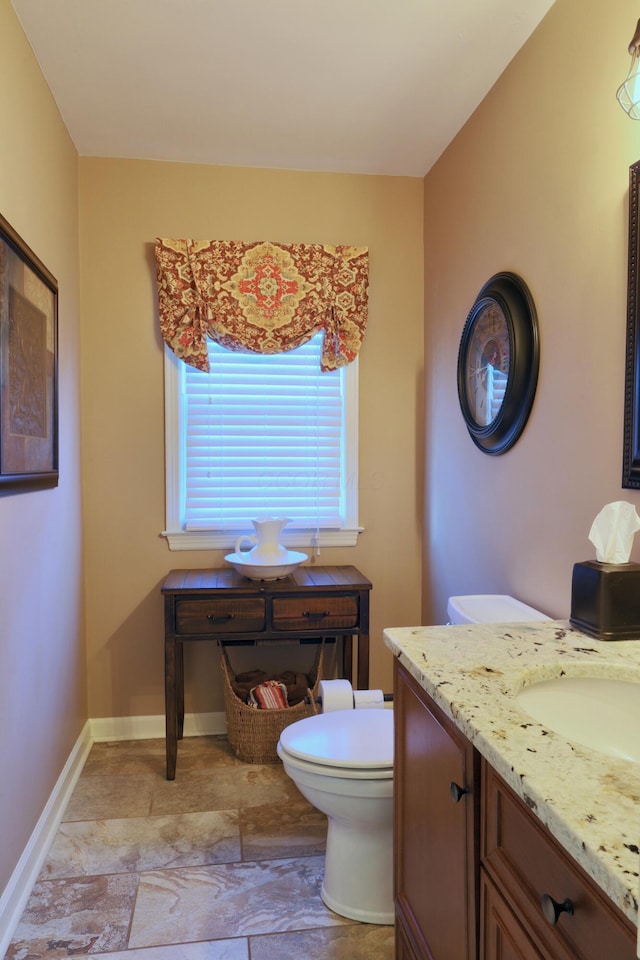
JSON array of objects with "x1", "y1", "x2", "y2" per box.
[{"x1": 224, "y1": 550, "x2": 308, "y2": 580}]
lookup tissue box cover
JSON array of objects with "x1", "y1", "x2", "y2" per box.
[{"x1": 570, "y1": 561, "x2": 640, "y2": 640}]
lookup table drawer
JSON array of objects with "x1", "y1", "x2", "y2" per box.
[
  {"x1": 482, "y1": 762, "x2": 635, "y2": 960},
  {"x1": 175, "y1": 598, "x2": 266, "y2": 635},
  {"x1": 272, "y1": 595, "x2": 359, "y2": 631}
]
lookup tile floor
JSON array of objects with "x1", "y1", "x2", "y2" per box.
[{"x1": 5, "y1": 735, "x2": 395, "y2": 959}]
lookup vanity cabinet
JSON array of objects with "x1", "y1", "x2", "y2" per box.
[
  {"x1": 394, "y1": 660, "x2": 479, "y2": 960},
  {"x1": 480, "y1": 762, "x2": 636, "y2": 960},
  {"x1": 393, "y1": 660, "x2": 637, "y2": 960}
]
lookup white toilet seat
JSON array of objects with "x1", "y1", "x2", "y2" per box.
[
  {"x1": 278, "y1": 707, "x2": 393, "y2": 773},
  {"x1": 277, "y1": 747, "x2": 393, "y2": 781}
]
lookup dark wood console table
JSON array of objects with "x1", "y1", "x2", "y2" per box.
[{"x1": 162, "y1": 565, "x2": 372, "y2": 779}]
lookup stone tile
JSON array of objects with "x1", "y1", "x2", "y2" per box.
[
  {"x1": 149, "y1": 762, "x2": 301, "y2": 816},
  {"x1": 83, "y1": 737, "x2": 240, "y2": 778},
  {"x1": 169, "y1": 736, "x2": 243, "y2": 770},
  {"x1": 81, "y1": 740, "x2": 167, "y2": 778},
  {"x1": 71, "y1": 941, "x2": 249, "y2": 959},
  {"x1": 41, "y1": 810, "x2": 240, "y2": 878},
  {"x1": 9, "y1": 733, "x2": 387, "y2": 960},
  {"x1": 249, "y1": 923, "x2": 395, "y2": 959},
  {"x1": 128, "y1": 857, "x2": 350, "y2": 948},
  {"x1": 240, "y1": 798, "x2": 326, "y2": 861},
  {"x1": 62, "y1": 776, "x2": 155, "y2": 821},
  {"x1": 5, "y1": 874, "x2": 139, "y2": 959}
]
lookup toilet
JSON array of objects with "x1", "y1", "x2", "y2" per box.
[
  {"x1": 447, "y1": 594, "x2": 551, "y2": 624},
  {"x1": 277, "y1": 593, "x2": 549, "y2": 926},
  {"x1": 278, "y1": 707, "x2": 394, "y2": 924}
]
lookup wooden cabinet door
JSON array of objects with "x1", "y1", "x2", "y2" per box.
[
  {"x1": 395, "y1": 911, "x2": 421, "y2": 960},
  {"x1": 481, "y1": 870, "x2": 545, "y2": 960},
  {"x1": 394, "y1": 660, "x2": 479, "y2": 960}
]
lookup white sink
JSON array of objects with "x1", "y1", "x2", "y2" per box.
[{"x1": 515, "y1": 675, "x2": 640, "y2": 764}]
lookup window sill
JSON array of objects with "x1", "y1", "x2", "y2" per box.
[{"x1": 161, "y1": 528, "x2": 363, "y2": 551}]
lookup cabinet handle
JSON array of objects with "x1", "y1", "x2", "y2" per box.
[
  {"x1": 449, "y1": 781, "x2": 470, "y2": 803},
  {"x1": 541, "y1": 894, "x2": 574, "y2": 926},
  {"x1": 206, "y1": 613, "x2": 235, "y2": 623},
  {"x1": 302, "y1": 610, "x2": 331, "y2": 619}
]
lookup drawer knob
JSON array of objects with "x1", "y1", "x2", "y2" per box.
[
  {"x1": 206, "y1": 613, "x2": 235, "y2": 623},
  {"x1": 449, "y1": 781, "x2": 470, "y2": 803},
  {"x1": 541, "y1": 894, "x2": 574, "y2": 926},
  {"x1": 302, "y1": 610, "x2": 331, "y2": 619}
]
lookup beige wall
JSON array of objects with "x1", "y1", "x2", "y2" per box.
[
  {"x1": 422, "y1": 0, "x2": 640, "y2": 622},
  {"x1": 79, "y1": 159, "x2": 424, "y2": 719},
  {"x1": 0, "y1": 2, "x2": 83, "y2": 899}
]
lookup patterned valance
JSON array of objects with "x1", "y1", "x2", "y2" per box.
[{"x1": 154, "y1": 239, "x2": 369, "y2": 373}]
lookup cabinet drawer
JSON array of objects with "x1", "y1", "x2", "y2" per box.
[
  {"x1": 175, "y1": 598, "x2": 266, "y2": 635},
  {"x1": 482, "y1": 762, "x2": 635, "y2": 960},
  {"x1": 272, "y1": 596, "x2": 358, "y2": 630}
]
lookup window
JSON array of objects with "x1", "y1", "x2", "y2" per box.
[{"x1": 163, "y1": 332, "x2": 360, "y2": 550}]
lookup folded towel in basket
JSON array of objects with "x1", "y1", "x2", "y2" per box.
[
  {"x1": 278, "y1": 671, "x2": 310, "y2": 706},
  {"x1": 232, "y1": 669, "x2": 311, "y2": 707},
  {"x1": 248, "y1": 680, "x2": 289, "y2": 710},
  {"x1": 232, "y1": 670, "x2": 270, "y2": 702}
]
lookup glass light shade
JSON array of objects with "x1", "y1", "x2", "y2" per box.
[{"x1": 618, "y1": 52, "x2": 640, "y2": 119}]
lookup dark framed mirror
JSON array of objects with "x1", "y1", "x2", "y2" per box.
[
  {"x1": 457, "y1": 272, "x2": 539, "y2": 455},
  {"x1": 623, "y1": 159, "x2": 640, "y2": 488}
]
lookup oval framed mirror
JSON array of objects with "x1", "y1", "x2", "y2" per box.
[{"x1": 457, "y1": 272, "x2": 540, "y2": 455}]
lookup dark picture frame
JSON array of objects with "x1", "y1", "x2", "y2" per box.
[
  {"x1": 457, "y1": 272, "x2": 540, "y2": 455},
  {"x1": 623, "y1": 160, "x2": 640, "y2": 488},
  {"x1": 0, "y1": 213, "x2": 58, "y2": 493}
]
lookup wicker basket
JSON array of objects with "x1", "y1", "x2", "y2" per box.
[{"x1": 220, "y1": 642, "x2": 323, "y2": 763}]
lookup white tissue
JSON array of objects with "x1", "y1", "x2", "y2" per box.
[
  {"x1": 318, "y1": 678, "x2": 353, "y2": 712},
  {"x1": 353, "y1": 689, "x2": 385, "y2": 709},
  {"x1": 588, "y1": 501, "x2": 640, "y2": 564}
]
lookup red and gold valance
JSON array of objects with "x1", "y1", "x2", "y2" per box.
[{"x1": 154, "y1": 238, "x2": 369, "y2": 373}]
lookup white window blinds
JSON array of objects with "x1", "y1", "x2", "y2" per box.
[{"x1": 183, "y1": 333, "x2": 348, "y2": 532}]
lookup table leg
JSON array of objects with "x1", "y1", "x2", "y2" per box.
[
  {"x1": 165, "y1": 636, "x2": 177, "y2": 780},
  {"x1": 357, "y1": 633, "x2": 370, "y2": 690},
  {"x1": 176, "y1": 640, "x2": 184, "y2": 740},
  {"x1": 342, "y1": 635, "x2": 353, "y2": 684}
]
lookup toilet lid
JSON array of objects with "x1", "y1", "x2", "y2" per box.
[{"x1": 279, "y1": 708, "x2": 393, "y2": 769}]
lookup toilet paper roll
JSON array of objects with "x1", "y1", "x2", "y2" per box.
[
  {"x1": 318, "y1": 678, "x2": 353, "y2": 712},
  {"x1": 353, "y1": 689, "x2": 385, "y2": 709}
]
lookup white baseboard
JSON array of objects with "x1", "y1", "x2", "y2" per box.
[
  {"x1": 0, "y1": 720, "x2": 93, "y2": 959},
  {"x1": 90, "y1": 711, "x2": 227, "y2": 741}
]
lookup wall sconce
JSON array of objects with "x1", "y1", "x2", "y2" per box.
[{"x1": 617, "y1": 19, "x2": 640, "y2": 118}]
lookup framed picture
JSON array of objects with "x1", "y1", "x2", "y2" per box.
[{"x1": 0, "y1": 213, "x2": 58, "y2": 492}]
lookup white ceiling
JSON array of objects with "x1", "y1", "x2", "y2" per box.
[{"x1": 11, "y1": 0, "x2": 556, "y2": 178}]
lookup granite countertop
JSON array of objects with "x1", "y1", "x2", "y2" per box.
[{"x1": 383, "y1": 619, "x2": 640, "y2": 926}]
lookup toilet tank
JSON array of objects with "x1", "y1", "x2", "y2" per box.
[{"x1": 447, "y1": 594, "x2": 550, "y2": 624}]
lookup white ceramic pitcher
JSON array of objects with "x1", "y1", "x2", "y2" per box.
[{"x1": 235, "y1": 517, "x2": 290, "y2": 564}]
